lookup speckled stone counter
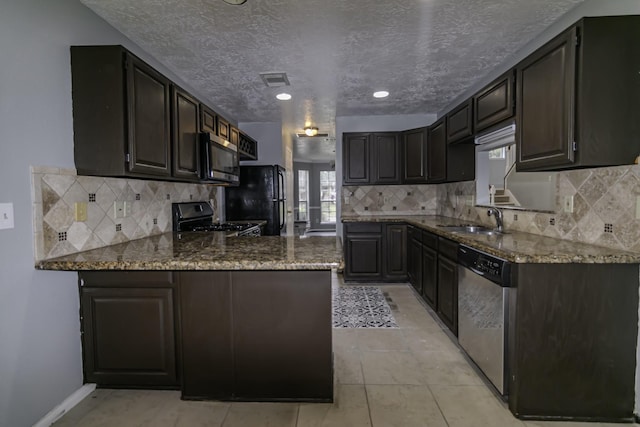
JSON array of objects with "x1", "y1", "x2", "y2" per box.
[
  {"x1": 36, "y1": 232, "x2": 343, "y2": 271},
  {"x1": 342, "y1": 214, "x2": 640, "y2": 264}
]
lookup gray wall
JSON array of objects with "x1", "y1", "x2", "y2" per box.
[
  {"x1": 0, "y1": 1, "x2": 225, "y2": 425},
  {"x1": 238, "y1": 122, "x2": 284, "y2": 167}
]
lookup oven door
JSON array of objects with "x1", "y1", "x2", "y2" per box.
[{"x1": 200, "y1": 133, "x2": 239, "y2": 184}]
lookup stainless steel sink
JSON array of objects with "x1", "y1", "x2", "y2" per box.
[{"x1": 438, "y1": 225, "x2": 505, "y2": 235}]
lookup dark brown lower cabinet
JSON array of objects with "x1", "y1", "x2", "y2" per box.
[
  {"x1": 79, "y1": 272, "x2": 178, "y2": 387},
  {"x1": 384, "y1": 224, "x2": 407, "y2": 280},
  {"x1": 343, "y1": 222, "x2": 406, "y2": 282},
  {"x1": 436, "y1": 237, "x2": 458, "y2": 336},
  {"x1": 407, "y1": 226, "x2": 422, "y2": 293},
  {"x1": 509, "y1": 263, "x2": 639, "y2": 421},
  {"x1": 421, "y1": 231, "x2": 439, "y2": 309},
  {"x1": 180, "y1": 270, "x2": 333, "y2": 401}
]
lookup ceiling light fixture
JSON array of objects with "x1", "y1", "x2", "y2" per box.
[
  {"x1": 373, "y1": 90, "x2": 389, "y2": 98},
  {"x1": 276, "y1": 93, "x2": 292, "y2": 100},
  {"x1": 223, "y1": 0, "x2": 247, "y2": 4},
  {"x1": 304, "y1": 126, "x2": 319, "y2": 137}
]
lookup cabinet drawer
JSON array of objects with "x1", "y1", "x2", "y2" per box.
[
  {"x1": 438, "y1": 237, "x2": 458, "y2": 260},
  {"x1": 79, "y1": 271, "x2": 175, "y2": 288},
  {"x1": 422, "y1": 231, "x2": 438, "y2": 250},
  {"x1": 344, "y1": 222, "x2": 383, "y2": 234}
]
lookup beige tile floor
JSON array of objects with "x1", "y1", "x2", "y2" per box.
[{"x1": 53, "y1": 276, "x2": 637, "y2": 427}]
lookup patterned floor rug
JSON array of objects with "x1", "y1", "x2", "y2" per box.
[{"x1": 333, "y1": 286, "x2": 398, "y2": 328}]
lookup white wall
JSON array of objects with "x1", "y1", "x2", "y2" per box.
[
  {"x1": 335, "y1": 114, "x2": 437, "y2": 238},
  {"x1": 0, "y1": 1, "x2": 226, "y2": 426}
]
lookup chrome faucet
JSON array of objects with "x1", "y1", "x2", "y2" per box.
[{"x1": 487, "y1": 207, "x2": 504, "y2": 233}]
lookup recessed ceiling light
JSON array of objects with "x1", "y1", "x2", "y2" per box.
[
  {"x1": 276, "y1": 93, "x2": 292, "y2": 100},
  {"x1": 373, "y1": 91, "x2": 389, "y2": 98}
]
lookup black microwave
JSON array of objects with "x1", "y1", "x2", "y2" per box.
[{"x1": 199, "y1": 132, "x2": 239, "y2": 184}]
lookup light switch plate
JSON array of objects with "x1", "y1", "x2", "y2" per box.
[
  {"x1": 0, "y1": 203, "x2": 15, "y2": 230},
  {"x1": 114, "y1": 201, "x2": 125, "y2": 218},
  {"x1": 124, "y1": 201, "x2": 132, "y2": 217},
  {"x1": 563, "y1": 195, "x2": 574, "y2": 213},
  {"x1": 74, "y1": 202, "x2": 87, "y2": 222}
]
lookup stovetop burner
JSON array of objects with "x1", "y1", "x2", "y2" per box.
[{"x1": 172, "y1": 202, "x2": 262, "y2": 236}]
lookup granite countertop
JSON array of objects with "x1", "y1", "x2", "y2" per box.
[
  {"x1": 36, "y1": 232, "x2": 343, "y2": 271},
  {"x1": 342, "y1": 214, "x2": 640, "y2": 264}
]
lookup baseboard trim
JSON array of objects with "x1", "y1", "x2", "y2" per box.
[{"x1": 33, "y1": 383, "x2": 96, "y2": 427}]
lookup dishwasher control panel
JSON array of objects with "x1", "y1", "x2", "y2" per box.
[{"x1": 458, "y1": 245, "x2": 511, "y2": 286}]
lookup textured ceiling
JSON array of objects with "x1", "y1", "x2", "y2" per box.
[{"x1": 80, "y1": 0, "x2": 584, "y2": 161}]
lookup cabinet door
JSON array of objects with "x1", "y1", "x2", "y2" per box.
[
  {"x1": 180, "y1": 272, "x2": 233, "y2": 399},
  {"x1": 437, "y1": 256, "x2": 458, "y2": 335},
  {"x1": 446, "y1": 142, "x2": 476, "y2": 182},
  {"x1": 407, "y1": 228, "x2": 422, "y2": 292},
  {"x1": 474, "y1": 71, "x2": 515, "y2": 132},
  {"x1": 81, "y1": 287, "x2": 177, "y2": 386},
  {"x1": 172, "y1": 87, "x2": 200, "y2": 181},
  {"x1": 343, "y1": 133, "x2": 371, "y2": 185},
  {"x1": 230, "y1": 126, "x2": 240, "y2": 146},
  {"x1": 384, "y1": 224, "x2": 407, "y2": 280},
  {"x1": 125, "y1": 54, "x2": 172, "y2": 177},
  {"x1": 516, "y1": 27, "x2": 576, "y2": 171},
  {"x1": 446, "y1": 100, "x2": 474, "y2": 143},
  {"x1": 218, "y1": 117, "x2": 230, "y2": 140},
  {"x1": 403, "y1": 127, "x2": 428, "y2": 183},
  {"x1": 421, "y1": 244, "x2": 438, "y2": 309},
  {"x1": 371, "y1": 133, "x2": 401, "y2": 184},
  {"x1": 427, "y1": 119, "x2": 447, "y2": 182},
  {"x1": 200, "y1": 104, "x2": 217, "y2": 134},
  {"x1": 344, "y1": 224, "x2": 383, "y2": 280}
]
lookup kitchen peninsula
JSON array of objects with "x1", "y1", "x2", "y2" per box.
[{"x1": 37, "y1": 233, "x2": 342, "y2": 402}]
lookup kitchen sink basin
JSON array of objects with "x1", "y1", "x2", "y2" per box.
[{"x1": 438, "y1": 225, "x2": 505, "y2": 235}]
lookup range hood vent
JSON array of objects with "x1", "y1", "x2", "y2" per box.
[
  {"x1": 260, "y1": 72, "x2": 290, "y2": 87},
  {"x1": 475, "y1": 123, "x2": 515, "y2": 148}
]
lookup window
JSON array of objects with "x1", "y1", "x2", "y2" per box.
[
  {"x1": 488, "y1": 147, "x2": 506, "y2": 159},
  {"x1": 319, "y1": 171, "x2": 336, "y2": 224},
  {"x1": 297, "y1": 170, "x2": 309, "y2": 221}
]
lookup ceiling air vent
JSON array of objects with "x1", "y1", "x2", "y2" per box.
[{"x1": 260, "y1": 72, "x2": 290, "y2": 87}]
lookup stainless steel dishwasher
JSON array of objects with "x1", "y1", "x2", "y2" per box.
[{"x1": 457, "y1": 245, "x2": 511, "y2": 396}]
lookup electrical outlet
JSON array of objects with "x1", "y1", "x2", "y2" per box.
[
  {"x1": 74, "y1": 202, "x2": 88, "y2": 222},
  {"x1": 124, "y1": 201, "x2": 133, "y2": 217},
  {"x1": 0, "y1": 203, "x2": 15, "y2": 230},
  {"x1": 114, "y1": 201, "x2": 125, "y2": 218},
  {"x1": 563, "y1": 195, "x2": 574, "y2": 213}
]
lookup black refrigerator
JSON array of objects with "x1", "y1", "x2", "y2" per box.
[{"x1": 225, "y1": 165, "x2": 286, "y2": 236}]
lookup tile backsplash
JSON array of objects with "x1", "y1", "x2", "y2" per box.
[
  {"x1": 31, "y1": 166, "x2": 221, "y2": 261},
  {"x1": 436, "y1": 165, "x2": 640, "y2": 252},
  {"x1": 342, "y1": 184, "x2": 437, "y2": 216}
]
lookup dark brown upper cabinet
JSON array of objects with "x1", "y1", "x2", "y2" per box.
[
  {"x1": 343, "y1": 132, "x2": 401, "y2": 185},
  {"x1": 474, "y1": 71, "x2": 515, "y2": 133},
  {"x1": 371, "y1": 133, "x2": 402, "y2": 184},
  {"x1": 218, "y1": 117, "x2": 231, "y2": 141},
  {"x1": 230, "y1": 125, "x2": 240, "y2": 146},
  {"x1": 172, "y1": 87, "x2": 200, "y2": 181},
  {"x1": 403, "y1": 127, "x2": 428, "y2": 183},
  {"x1": 200, "y1": 104, "x2": 218, "y2": 135},
  {"x1": 239, "y1": 131, "x2": 258, "y2": 161},
  {"x1": 427, "y1": 119, "x2": 447, "y2": 182},
  {"x1": 343, "y1": 133, "x2": 371, "y2": 184},
  {"x1": 71, "y1": 45, "x2": 172, "y2": 179},
  {"x1": 516, "y1": 16, "x2": 640, "y2": 171},
  {"x1": 446, "y1": 100, "x2": 474, "y2": 144}
]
